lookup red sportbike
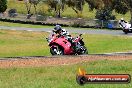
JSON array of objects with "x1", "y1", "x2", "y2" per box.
[{"x1": 46, "y1": 34, "x2": 88, "y2": 55}]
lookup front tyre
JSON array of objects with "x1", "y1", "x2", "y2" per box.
[
  {"x1": 123, "y1": 29, "x2": 128, "y2": 34},
  {"x1": 77, "y1": 46, "x2": 88, "y2": 55},
  {"x1": 81, "y1": 46, "x2": 88, "y2": 55},
  {"x1": 50, "y1": 45, "x2": 64, "y2": 55},
  {"x1": 124, "y1": 31, "x2": 128, "y2": 34}
]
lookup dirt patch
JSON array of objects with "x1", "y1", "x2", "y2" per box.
[{"x1": 0, "y1": 55, "x2": 132, "y2": 68}]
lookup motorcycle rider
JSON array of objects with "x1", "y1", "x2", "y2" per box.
[
  {"x1": 52, "y1": 25, "x2": 78, "y2": 52},
  {"x1": 119, "y1": 18, "x2": 131, "y2": 30},
  {"x1": 52, "y1": 25, "x2": 70, "y2": 38}
]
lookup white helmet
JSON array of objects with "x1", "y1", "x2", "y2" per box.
[{"x1": 121, "y1": 18, "x2": 124, "y2": 21}]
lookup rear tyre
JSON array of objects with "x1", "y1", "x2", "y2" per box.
[{"x1": 50, "y1": 45, "x2": 64, "y2": 55}]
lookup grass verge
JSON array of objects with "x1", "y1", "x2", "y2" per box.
[
  {"x1": 0, "y1": 29, "x2": 132, "y2": 57},
  {"x1": 0, "y1": 59, "x2": 132, "y2": 88},
  {"x1": 0, "y1": 21, "x2": 105, "y2": 30},
  {"x1": 0, "y1": 21, "x2": 52, "y2": 28}
]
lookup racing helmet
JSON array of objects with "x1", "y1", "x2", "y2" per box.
[
  {"x1": 120, "y1": 18, "x2": 124, "y2": 22},
  {"x1": 53, "y1": 25, "x2": 62, "y2": 33},
  {"x1": 121, "y1": 18, "x2": 124, "y2": 20}
]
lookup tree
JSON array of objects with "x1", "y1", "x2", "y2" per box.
[
  {"x1": 24, "y1": 0, "x2": 41, "y2": 15},
  {"x1": 29, "y1": 0, "x2": 41, "y2": 14},
  {"x1": 55, "y1": 0, "x2": 66, "y2": 18},
  {"x1": 43, "y1": 0, "x2": 85, "y2": 17},
  {"x1": 112, "y1": 0, "x2": 132, "y2": 25},
  {"x1": 24, "y1": 0, "x2": 32, "y2": 14},
  {"x1": 94, "y1": 0, "x2": 132, "y2": 26},
  {"x1": 65, "y1": 0, "x2": 85, "y2": 17},
  {"x1": 0, "y1": 0, "x2": 7, "y2": 13},
  {"x1": 85, "y1": 0, "x2": 116, "y2": 28},
  {"x1": 95, "y1": 8, "x2": 115, "y2": 21},
  {"x1": 85, "y1": 0, "x2": 104, "y2": 11},
  {"x1": 43, "y1": 0, "x2": 66, "y2": 18},
  {"x1": 85, "y1": 0, "x2": 115, "y2": 20}
]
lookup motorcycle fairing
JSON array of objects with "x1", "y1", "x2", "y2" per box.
[{"x1": 51, "y1": 37, "x2": 74, "y2": 55}]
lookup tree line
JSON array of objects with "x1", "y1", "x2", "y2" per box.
[{"x1": 1, "y1": 0, "x2": 132, "y2": 24}]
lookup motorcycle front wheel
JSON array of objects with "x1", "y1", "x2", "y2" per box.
[
  {"x1": 82, "y1": 46, "x2": 88, "y2": 55},
  {"x1": 123, "y1": 29, "x2": 128, "y2": 34},
  {"x1": 50, "y1": 45, "x2": 64, "y2": 55},
  {"x1": 77, "y1": 46, "x2": 88, "y2": 55}
]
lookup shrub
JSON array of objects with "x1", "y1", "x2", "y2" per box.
[
  {"x1": 95, "y1": 8, "x2": 116, "y2": 21},
  {"x1": 8, "y1": 9, "x2": 18, "y2": 17}
]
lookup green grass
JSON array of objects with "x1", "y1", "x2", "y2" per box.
[
  {"x1": 0, "y1": 21, "x2": 99, "y2": 30},
  {"x1": 0, "y1": 60, "x2": 132, "y2": 88},
  {"x1": 0, "y1": 21, "x2": 52, "y2": 28},
  {"x1": 0, "y1": 29, "x2": 50, "y2": 57},
  {"x1": 0, "y1": 29, "x2": 132, "y2": 57},
  {"x1": 83, "y1": 34, "x2": 132, "y2": 54}
]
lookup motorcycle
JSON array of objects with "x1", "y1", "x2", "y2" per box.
[
  {"x1": 119, "y1": 21, "x2": 132, "y2": 34},
  {"x1": 46, "y1": 34, "x2": 88, "y2": 55}
]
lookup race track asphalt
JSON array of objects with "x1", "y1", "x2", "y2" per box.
[{"x1": 0, "y1": 26, "x2": 132, "y2": 36}]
